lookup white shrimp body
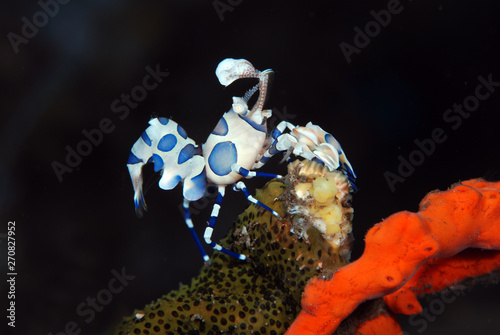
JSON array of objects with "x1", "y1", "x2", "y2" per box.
[{"x1": 203, "y1": 109, "x2": 268, "y2": 186}]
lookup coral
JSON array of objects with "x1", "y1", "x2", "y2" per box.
[
  {"x1": 286, "y1": 179, "x2": 500, "y2": 335},
  {"x1": 112, "y1": 161, "x2": 359, "y2": 335},
  {"x1": 114, "y1": 164, "x2": 500, "y2": 335}
]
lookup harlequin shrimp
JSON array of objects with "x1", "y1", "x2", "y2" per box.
[{"x1": 126, "y1": 58, "x2": 356, "y2": 262}]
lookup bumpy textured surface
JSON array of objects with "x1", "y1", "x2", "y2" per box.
[
  {"x1": 287, "y1": 178, "x2": 500, "y2": 335},
  {"x1": 112, "y1": 161, "x2": 355, "y2": 335}
]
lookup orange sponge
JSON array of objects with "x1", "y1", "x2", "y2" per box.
[{"x1": 286, "y1": 179, "x2": 500, "y2": 334}]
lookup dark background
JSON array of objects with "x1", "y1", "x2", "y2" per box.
[{"x1": 2, "y1": 0, "x2": 500, "y2": 334}]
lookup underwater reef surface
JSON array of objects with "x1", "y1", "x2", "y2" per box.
[{"x1": 112, "y1": 160, "x2": 372, "y2": 334}]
